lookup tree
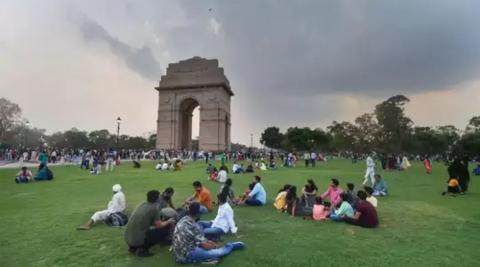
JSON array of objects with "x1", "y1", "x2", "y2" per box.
[
  {"x1": 88, "y1": 129, "x2": 112, "y2": 149},
  {"x1": 374, "y1": 95, "x2": 413, "y2": 152},
  {"x1": 327, "y1": 121, "x2": 357, "y2": 152},
  {"x1": 353, "y1": 113, "x2": 380, "y2": 152},
  {"x1": 285, "y1": 127, "x2": 328, "y2": 151},
  {"x1": 260, "y1": 127, "x2": 284, "y2": 149},
  {"x1": 64, "y1": 128, "x2": 89, "y2": 149},
  {"x1": 466, "y1": 116, "x2": 480, "y2": 133},
  {"x1": 0, "y1": 98, "x2": 22, "y2": 143}
]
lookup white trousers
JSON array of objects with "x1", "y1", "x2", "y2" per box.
[
  {"x1": 105, "y1": 159, "x2": 114, "y2": 171},
  {"x1": 363, "y1": 168, "x2": 376, "y2": 185},
  {"x1": 91, "y1": 210, "x2": 110, "y2": 223}
]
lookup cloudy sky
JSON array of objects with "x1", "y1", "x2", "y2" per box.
[{"x1": 1, "y1": 0, "x2": 479, "y2": 146}]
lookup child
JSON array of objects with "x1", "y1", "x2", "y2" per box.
[
  {"x1": 15, "y1": 167, "x2": 33, "y2": 183},
  {"x1": 364, "y1": 186, "x2": 378, "y2": 208},
  {"x1": 236, "y1": 182, "x2": 256, "y2": 204},
  {"x1": 312, "y1": 197, "x2": 330, "y2": 221},
  {"x1": 442, "y1": 177, "x2": 462, "y2": 196},
  {"x1": 302, "y1": 179, "x2": 318, "y2": 208},
  {"x1": 274, "y1": 184, "x2": 292, "y2": 211}
]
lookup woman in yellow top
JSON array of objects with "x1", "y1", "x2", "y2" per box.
[{"x1": 274, "y1": 184, "x2": 292, "y2": 211}]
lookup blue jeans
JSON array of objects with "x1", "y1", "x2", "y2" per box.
[
  {"x1": 330, "y1": 210, "x2": 344, "y2": 222},
  {"x1": 199, "y1": 205, "x2": 209, "y2": 214},
  {"x1": 245, "y1": 198, "x2": 263, "y2": 206},
  {"x1": 197, "y1": 221, "x2": 225, "y2": 239},
  {"x1": 185, "y1": 243, "x2": 235, "y2": 263}
]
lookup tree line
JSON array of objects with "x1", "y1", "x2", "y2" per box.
[
  {"x1": 260, "y1": 95, "x2": 480, "y2": 157},
  {"x1": 0, "y1": 98, "x2": 156, "y2": 150}
]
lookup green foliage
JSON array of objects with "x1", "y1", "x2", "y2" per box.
[
  {"x1": 260, "y1": 127, "x2": 284, "y2": 149},
  {"x1": 0, "y1": 98, "x2": 22, "y2": 143},
  {"x1": 285, "y1": 127, "x2": 328, "y2": 151}
]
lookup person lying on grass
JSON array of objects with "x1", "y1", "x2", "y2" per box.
[
  {"x1": 442, "y1": 176, "x2": 463, "y2": 196},
  {"x1": 321, "y1": 178, "x2": 343, "y2": 207},
  {"x1": 364, "y1": 186, "x2": 378, "y2": 208},
  {"x1": 372, "y1": 174, "x2": 388, "y2": 196},
  {"x1": 197, "y1": 193, "x2": 238, "y2": 241},
  {"x1": 312, "y1": 197, "x2": 331, "y2": 221},
  {"x1": 344, "y1": 190, "x2": 379, "y2": 228},
  {"x1": 77, "y1": 184, "x2": 126, "y2": 230},
  {"x1": 124, "y1": 190, "x2": 176, "y2": 257},
  {"x1": 172, "y1": 202, "x2": 244, "y2": 264},
  {"x1": 329, "y1": 192, "x2": 354, "y2": 222},
  {"x1": 274, "y1": 184, "x2": 292, "y2": 211},
  {"x1": 184, "y1": 181, "x2": 212, "y2": 214},
  {"x1": 285, "y1": 186, "x2": 312, "y2": 217},
  {"x1": 238, "y1": 176, "x2": 267, "y2": 206}
]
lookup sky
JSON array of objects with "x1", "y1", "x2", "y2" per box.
[{"x1": 1, "y1": 0, "x2": 480, "y2": 146}]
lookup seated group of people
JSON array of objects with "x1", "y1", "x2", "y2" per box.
[
  {"x1": 274, "y1": 176, "x2": 387, "y2": 228},
  {"x1": 155, "y1": 159, "x2": 183, "y2": 172},
  {"x1": 15, "y1": 164, "x2": 54, "y2": 183}
]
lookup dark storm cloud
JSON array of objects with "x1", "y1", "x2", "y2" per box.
[
  {"x1": 177, "y1": 0, "x2": 480, "y2": 96},
  {"x1": 78, "y1": 15, "x2": 161, "y2": 81}
]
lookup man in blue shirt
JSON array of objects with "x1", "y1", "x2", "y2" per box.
[{"x1": 244, "y1": 176, "x2": 267, "y2": 206}]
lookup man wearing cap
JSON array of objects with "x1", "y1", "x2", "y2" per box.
[
  {"x1": 77, "y1": 184, "x2": 126, "y2": 230},
  {"x1": 172, "y1": 202, "x2": 245, "y2": 264}
]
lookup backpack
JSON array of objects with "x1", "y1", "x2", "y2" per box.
[{"x1": 105, "y1": 212, "x2": 128, "y2": 227}]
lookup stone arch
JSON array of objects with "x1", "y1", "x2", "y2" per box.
[{"x1": 155, "y1": 57, "x2": 233, "y2": 151}]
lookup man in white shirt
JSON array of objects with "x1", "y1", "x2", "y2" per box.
[
  {"x1": 217, "y1": 166, "x2": 228, "y2": 183},
  {"x1": 77, "y1": 184, "x2": 126, "y2": 230},
  {"x1": 197, "y1": 193, "x2": 237, "y2": 240},
  {"x1": 310, "y1": 151, "x2": 317, "y2": 167},
  {"x1": 363, "y1": 155, "x2": 376, "y2": 186}
]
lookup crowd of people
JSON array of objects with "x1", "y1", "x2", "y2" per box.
[{"x1": 273, "y1": 176, "x2": 383, "y2": 228}]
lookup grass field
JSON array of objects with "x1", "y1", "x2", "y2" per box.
[{"x1": 1, "y1": 159, "x2": 479, "y2": 267}]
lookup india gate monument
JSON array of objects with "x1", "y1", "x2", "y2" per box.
[{"x1": 155, "y1": 57, "x2": 233, "y2": 151}]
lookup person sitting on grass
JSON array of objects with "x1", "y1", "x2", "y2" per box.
[
  {"x1": 329, "y1": 193, "x2": 354, "y2": 222},
  {"x1": 197, "y1": 193, "x2": 238, "y2": 241},
  {"x1": 240, "y1": 176, "x2": 267, "y2": 206},
  {"x1": 232, "y1": 162, "x2": 244, "y2": 174},
  {"x1": 174, "y1": 159, "x2": 183, "y2": 171},
  {"x1": 321, "y1": 178, "x2": 343, "y2": 207},
  {"x1": 473, "y1": 164, "x2": 480, "y2": 176},
  {"x1": 274, "y1": 184, "x2": 292, "y2": 211},
  {"x1": 236, "y1": 182, "x2": 256, "y2": 204},
  {"x1": 372, "y1": 174, "x2": 388, "y2": 196},
  {"x1": 302, "y1": 179, "x2": 318, "y2": 208},
  {"x1": 312, "y1": 197, "x2": 331, "y2": 221},
  {"x1": 124, "y1": 190, "x2": 176, "y2": 257},
  {"x1": 172, "y1": 202, "x2": 244, "y2": 264},
  {"x1": 206, "y1": 163, "x2": 215, "y2": 174},
  {"x1": 259, "y1": 161, "x2": 267, "y2": 171},
  {"x1": 157, "y1": 187, "x2": 177, "y2": 219},
  {"x1": 364, "y1": 186, "x2": 378, "y2": 208},
  {"x1": 442, "y1": 176, "x2": 462, "y2": 196},
  {"x1": 185, "y1": 181, "x2": 212, "y2": 214},
  {"x1": 133, "y1": 160, "x2": 141, "y2": 168},
  {"x1": 345, "y1": 183, "x2": 359, "y2": 208},
  {"x1": 245, "y1": 163, "x2": 254, "y2": 173},
  {"x1": 77, "y1": 184, "x2": 126, "y2": 230},
  {"x1": 34, "y1": 163, "x2": 53, "y2": 181},
  {"x1": 15, "y1": 166, "x2": 33, "y2": 183},
  {"x1": 286, "y1": 186, "x2": 312, "y2": 217},
  {"x1": 344, "y1": 190, "x2": 379, "y2": 228},
  {"x1": 220, "y1": 178, "x2": 236, "y2": 206}
]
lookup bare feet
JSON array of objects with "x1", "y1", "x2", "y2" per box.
[{"x1": 77, "y1": 225, "x2": 91, "y2": 230}]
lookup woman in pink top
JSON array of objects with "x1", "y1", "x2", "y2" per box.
[
  {"x1": 312, "y1": 197, "x2": 331, "y2": 221},
  {"x1": 321, "y1": 178, "x2": 343, "y2": 206}
]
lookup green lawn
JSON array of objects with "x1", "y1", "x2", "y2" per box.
[{"x1": 1, "y1": 159, "x2": 479, "y2": 267}]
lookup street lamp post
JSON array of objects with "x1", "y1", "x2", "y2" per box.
[
  {"x1": 116, "y1": 117, "x2": 121, "y2": 150},
  {"x1": 24, "y1": 121, "x2": 30, "y2": 152},
  {"x1": 250, "y1": 133, "x2": 253, "y2": 148}
]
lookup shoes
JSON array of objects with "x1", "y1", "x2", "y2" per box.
[
  {"x1": 201, "y1": 259, "x2": 219, "y2": 265},
  {"x1": 230, "y1": 241, "x2": 245, "y2": 251}
]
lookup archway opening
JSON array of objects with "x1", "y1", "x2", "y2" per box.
[{"x1": 179, "y1": 98, "x2": 200, "y2": 150}]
